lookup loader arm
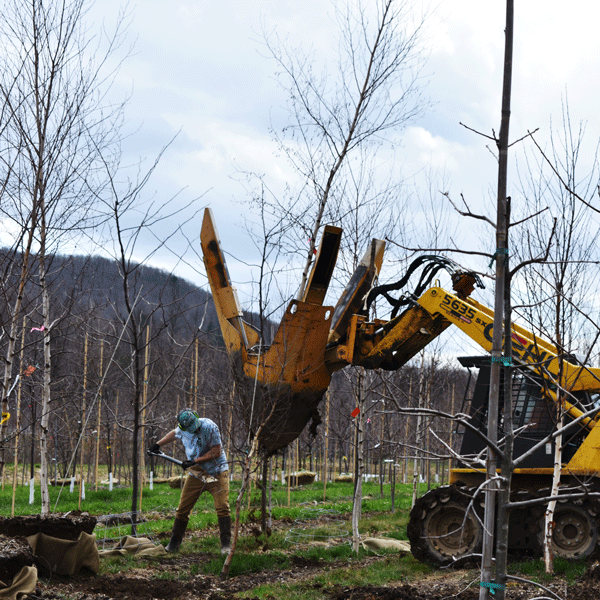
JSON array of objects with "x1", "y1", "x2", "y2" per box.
[
  {"x1": 339, "y1": 281, "x2": 600, "y2": 426},
  {"x1": 201, "y1": 208, "x2": 259, "y2": 352}
]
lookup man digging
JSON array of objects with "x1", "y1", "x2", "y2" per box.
[{"x1": 149, "y1": 409, "x2": 231, "y2": 554}]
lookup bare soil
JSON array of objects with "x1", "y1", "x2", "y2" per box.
[
  {"x1": 21, "y1": 545, "x2": 600, "y2": 600},
  {"x1": 4, "y1": 517, "x2": 600, "y2": 599}
]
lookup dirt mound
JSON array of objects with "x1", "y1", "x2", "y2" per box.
[
  {"x1": 327, "y1": 584, "x2": 458, "y2": 599},
  {"x1": 13, "y1": 531, "x2": 600, "y2": 600},
  {"x1": 0, "y1": 512, "x2": 96, "y2": 540},
  {"x1": 76, "y1": 574, "x2": 202, "y2": 599}
]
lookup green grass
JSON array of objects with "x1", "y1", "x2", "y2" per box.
[
  {"x1": 3, "y1": 474, "x2": 591, "y2": 599},
  {"x1": 102, "y1": 553, "x2": 139, "y2": 575},
  {"x1": 0, "y1": 475, "x2": 435, "y2": 597},
  {"x1": 1, "y1": 474, "x2": 416, "y2": 523},
  {"x1": 236, "y1": 554, "x2": 434, "y2": 600},
  {"x1": 510, "y1": 556, "x2": 588, "y2": 583},
  {"x1": 0, "y1": 476, "x2": 417, "y2": 552}
]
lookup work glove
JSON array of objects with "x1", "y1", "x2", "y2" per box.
[
  {"x1": 181, "y1": 459, "x2": 195, "y2": 470},
  {"x1": 148, "y1": 443, "x2": 161, "y2": 454}
]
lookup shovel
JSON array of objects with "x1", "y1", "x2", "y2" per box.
[{"x1": 147, "y1": 450, "x2": 217, "y2": 482}]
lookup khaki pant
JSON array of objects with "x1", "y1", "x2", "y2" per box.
[{"x1": 175, "y1": 468, "x2": 230, "y2": 522}]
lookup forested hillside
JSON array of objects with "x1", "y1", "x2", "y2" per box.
[
  {"x1": 0, "y1": 250, "x2": 469, "y2": 496},
  {"x1": 0, "y1": 251, "x2": 228, "y2": 480}
]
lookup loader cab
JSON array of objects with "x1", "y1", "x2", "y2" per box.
[{"x1": 455, "y1": 356, "x2": 584, "y2": 468}]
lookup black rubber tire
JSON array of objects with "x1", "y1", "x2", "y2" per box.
[
  {"x1": 408, "y1": 485, "x2": 483, "y2": 566},
  {"x1": 539, "y1": 503, "x2": 598, "y2": 559}
]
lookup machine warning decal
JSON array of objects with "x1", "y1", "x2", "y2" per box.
[{"x1": 511, "y1": 332, "x2": 528, "y2": 346}]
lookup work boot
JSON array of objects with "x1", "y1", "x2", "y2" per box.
[
  {"x1": 218, "y1": 515, "x2": 232, "y2": 555},
  {"x1": 165, "y1": 517, "x2": 187, "y2": 553}
]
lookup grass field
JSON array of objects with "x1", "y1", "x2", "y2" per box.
[
  {"x1": 2, "y1": 474, "x2": 589, "y2": 599},
  {"x1": 2, "y1": 474, "x2": 418, "y2": 539}
]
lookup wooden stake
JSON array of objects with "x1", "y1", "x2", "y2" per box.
[
  {"x1": 94, "y1": 341, "x2": 104, "y2": 491},
  {"x1": 246, "y1": 454, "x2": 253, "y2": 511},
  {"x1": 404, "y1": 377, "x2": 412, "y2": 485},
  {"x1": 446, "y1": 383, "x2": 456, "y2": 485},
  {"x1": 226, "y1": 384, "x2": 234, "y2": 477},
  {"x1": 323, "y1": 389, "x2": 330, "y2": 500},
  {"x1": 194, "y1": 338, "x2": 202, "y2": 414},
  {"x1": 113, "y1": 391, "x2": 119, "y2": 484},
  {"x1": 140, "y1": 324, "x2": 150, "y2": 512},
  {"x1": 79, "y1": 334, "x2": 88, "y2": 510},
  {"x1": 172, "y1": 395, "x2": 180, "y2": 478},
  {"x1": 192, "y1": 339, "x2": 198, "y2": 412},
  {"x1": 426, "y1": 387, "x2": 431, "y2": 491},
  {"x1": 287, "y1": 446, "x2": 292, "y2": 507},
  {"x1": 11, "y1": 318, "x2": 27, "y2": 514}
]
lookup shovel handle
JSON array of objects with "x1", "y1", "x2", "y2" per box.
[{"x1": 146, "y1": 450, "x2": 184, "y2": 467}]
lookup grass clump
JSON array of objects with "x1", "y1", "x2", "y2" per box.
[
  {"x1": 510, "y1": 556, "x2": 589, "y2": 584},
  {"x1": 238, "y1": 554, "x2": 433, "y2": 600},
  {"x1": 202, "y1": 551, "x2": 290, "y2": 577}
]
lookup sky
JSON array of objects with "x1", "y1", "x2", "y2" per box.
[{"x1": 84, "y1": 0, "x2": 600, "y2": 318}]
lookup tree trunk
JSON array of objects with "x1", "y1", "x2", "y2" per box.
[
  {"x1": 352, "y1": 369, "x2": 364, "y2": 552},
  {"x1": 261, "y1": 455, "x2": 268, "y2": 534},
  {"x1": 0, "y1": 231, "x2": 36, "y2": 479},
  {"x1": 131, "y1": 396, "x2": 141, "y2": 532},
  {"x1": 543, "y1": 280, "x2": 567, "y2": 573},
  {"x1": 485, "y1": 2, "x2": 514, "y2": 599},
  {"x1": 412, "y1": 355, "x2": 426, "y2": 507},
  {"x1": 544, "y1": 420, "x2": 562, "y2": 572},
  {"x1": 39, "y1": 276, "x2": 51, "y2": 515},
  {"x1": 221, "y1": 436, "x2": 260, "y2": 580},
  {"x1": 39, "y1": 202, "x2": 51, "y2": 515},
  {"x1": 322, "y1": 390, "x2": 330, "y2": 500}
]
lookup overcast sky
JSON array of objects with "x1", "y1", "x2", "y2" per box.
[{"x1": 86, "y1": 0, "x2": 600, "y2": 311}]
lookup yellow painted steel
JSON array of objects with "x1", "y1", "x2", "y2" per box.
[
  {"x1": 451, "y1": 466, "x2": 600, "y2": 480},
  {"x1": 415, "y1": 287, "x2": 600, "y2": 476},
  {"x1": 416, "y1": 288, "x2": 600, "y2": 428},
  {"x1": 327, "y1": 239, "x2": 385, "y2": 345},
  {"x1": 359, "y1": 303, "x2": 452, "y2": 369},
  {"x1": 302, "y1": 225, "x2": 342, "y2": 306},
  {"x1": 243, "y1": 300, "x2": 333, "y2": 393},
  {"x1": 201, "y1": 208, "x2": 600, "y2": 469},
  {"x1": 418, "y1": 287, "x2": 600, "y2": 394},
  {"x1": 200, "y1": 209, "x2": 347, "y2": 452},
  {"x1": 568, "y1": 424, "x2": 600, "y2": 473},
  {"x1": 200, "y1": 209, "x2": 258, "y2": 353}
]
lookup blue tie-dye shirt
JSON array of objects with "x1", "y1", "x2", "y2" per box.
[{"x1": 174, "y1": 418, "x2": 228, "y2": 475}]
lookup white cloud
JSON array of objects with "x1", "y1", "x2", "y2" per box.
[
  {"x1": 81, "y1": 0, "x2": 600, "y2": 296},
  {"x1": 404, "y1": 125, "x2": 471, "y2": 172}
]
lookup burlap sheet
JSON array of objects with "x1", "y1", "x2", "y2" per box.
[
  {"x1": 0, "y1": 566, "x2": 37, "y2": 600},
  {"x1": 98, "y1": 536, "x2": 166, "y2": 557},
  {"x1": 27, "y1": 531, "x2": 99, "y2": 575}
]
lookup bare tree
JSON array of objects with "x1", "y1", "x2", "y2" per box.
[
  {"x1": 0, "y1": 0, "x2": 129, "y2": 513},
  {"x1": 261, "y1": 0, "x2": 429, "y2": 299},
  {"x1": 95, "y1": 149, "x2": 204, "y2": 526},
  {"x1": 482, "y1": 1, "x2": 513, "y2": 596},
  {"x1": 239, "y1": 0, "x2": 431, "y2": 552},
  {"x1": 515, "y1": 106, "x2": 600, "y2": 571}
]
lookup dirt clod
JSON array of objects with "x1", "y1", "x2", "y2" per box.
[{"x1": 0, "y1": 535, "x2": 35, "y2": 586}]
